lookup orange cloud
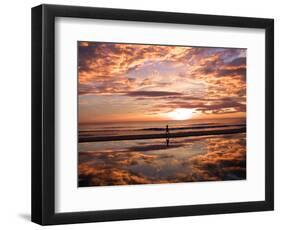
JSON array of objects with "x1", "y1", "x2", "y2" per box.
[{"x1": 78, "y1": 42, "x2": 246, "y2": 122}]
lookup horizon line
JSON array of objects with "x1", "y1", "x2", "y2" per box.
[{"x1": 79, "y1": 116, "x2": 246, "y2": 125}]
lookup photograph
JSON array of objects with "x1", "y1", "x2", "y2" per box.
[
  {"x1": 30, "y1": 3, "x2": 274, "y2": 225},
  {"x1": 78, "y1": 41, "x2": 247, "y2": 187}
]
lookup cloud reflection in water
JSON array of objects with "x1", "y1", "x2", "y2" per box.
[{"x1": 78, "y1": 133, "x2": 246, "y2": 187}]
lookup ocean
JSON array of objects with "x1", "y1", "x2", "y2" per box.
[{"x1": 79, "y1": 117, "x2": 246, "y2": 139}]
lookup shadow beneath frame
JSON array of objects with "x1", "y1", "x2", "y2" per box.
[{"x1": 18, "y1": 213, "x2": 31, "y2": 222}]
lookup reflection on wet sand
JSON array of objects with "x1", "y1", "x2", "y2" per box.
[{"x1": 78, "y1": 133, "x2": 246, "y2": 187}]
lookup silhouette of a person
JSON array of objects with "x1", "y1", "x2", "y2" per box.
[{"x1": 166, "y1": 125, "x2": 170, "y2": 147}]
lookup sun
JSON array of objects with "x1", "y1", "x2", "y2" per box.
[{"x1": 166, "y1": 108, "x2": 194, "y2": 120}]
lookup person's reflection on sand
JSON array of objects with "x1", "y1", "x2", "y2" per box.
[{"x1": 166, "y1": 125, "x2": 170, "y2": 147}]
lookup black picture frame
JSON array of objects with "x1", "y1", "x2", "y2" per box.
[{"x1": 31, "y1": 4, "x2": 274, "y2": 225}]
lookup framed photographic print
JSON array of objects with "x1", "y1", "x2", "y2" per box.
[{"x1": 31, "y1": 4, "x2": 274, "y2": 225}]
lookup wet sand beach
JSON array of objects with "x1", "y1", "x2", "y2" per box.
[{"x1": 78, "y1": 132, "x2": 246, "y2": 187}]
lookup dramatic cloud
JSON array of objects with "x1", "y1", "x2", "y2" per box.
[
  {"x1": 126, "y1": 91, "x2": 182, "y2": 97},
  {"x1": 229, "y1": 57, "x2": 246, "y2": 66},
  {"x1": 78, "y1": 41, "x2": 246, "y2": 123}
]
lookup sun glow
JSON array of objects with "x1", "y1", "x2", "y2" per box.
[{"x1": 167, "y1": 108, "x2": 194, "y2": 120}]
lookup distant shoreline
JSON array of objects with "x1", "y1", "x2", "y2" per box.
[
  {"x1": 79, "y1": 127, "x2": 246, "y2": 143},
  {"x1": 79, "y1": 123, "x2": 246, "y2": 133}
]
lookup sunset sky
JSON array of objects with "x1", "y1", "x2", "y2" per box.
[{"x1": 78, "y1": 41, "x2": 246, "y2": 124}]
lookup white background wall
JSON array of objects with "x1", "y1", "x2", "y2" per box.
[{"x1": 0, "y1": 0, "x2": 279, "y2": 229}]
